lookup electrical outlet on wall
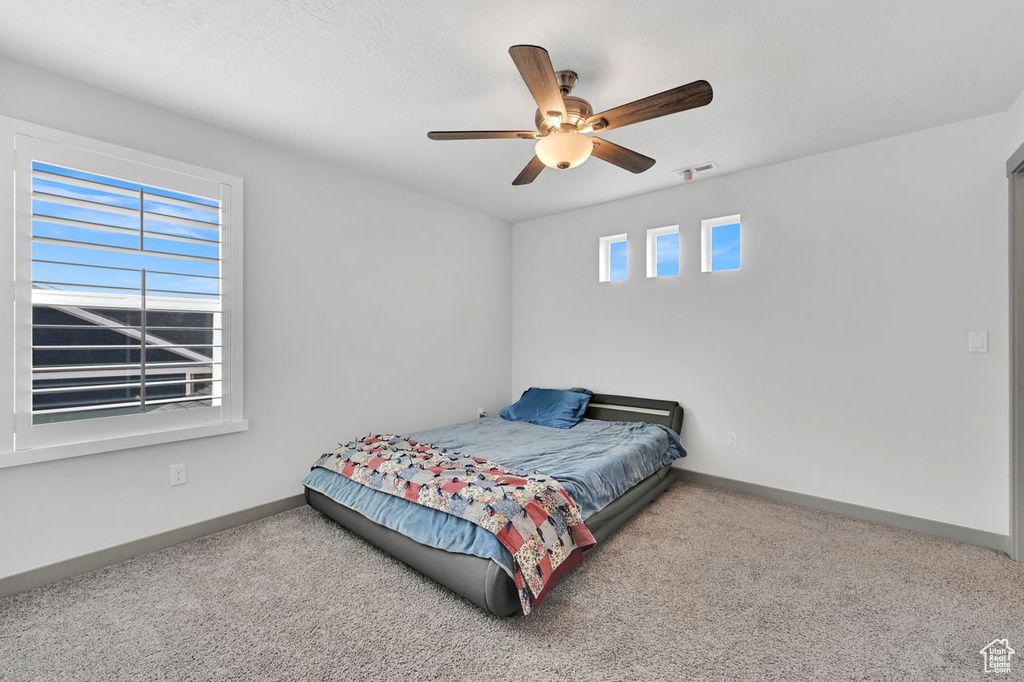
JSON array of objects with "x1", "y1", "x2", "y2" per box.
[
  {"x1": 169, "y1": 463, "x2": 187, "y2": 486},
  {"x1": 478, "y1": 408, "x2": 488, "y2": 419},
  {"x1": 726, "y1": 432, "x2": 739, "y2": 449}
]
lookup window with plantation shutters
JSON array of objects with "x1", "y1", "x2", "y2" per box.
[{"x1": 9, "y1": 128, "x2": 245, "y2": 459}]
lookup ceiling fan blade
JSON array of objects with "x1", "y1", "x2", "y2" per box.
[
  {"x1": 508, "y1": 45, "x2": 567, "y2": 120},
  {"x1": 591, "y1": 138, "x2": 656, "y2": 173},
  {"x1": 428, "y1": 130, "x2": 537, "y2": 140},
  {"x1": 512, "y1": 156, "x2": 546, "y2": 186},
  {"x1": 586, "y1": 80, "x2": 713, "y2": 132}
]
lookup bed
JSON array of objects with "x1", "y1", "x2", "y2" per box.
[{"x1": 303, "y1": 393, "x2": 685, "y2": 616}]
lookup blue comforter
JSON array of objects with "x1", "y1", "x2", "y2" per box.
[{"x1": 302, "y1": 417, "x2": 685, "y2": 573}]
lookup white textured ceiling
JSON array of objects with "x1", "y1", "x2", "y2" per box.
[{"x1": 2, "y1": 1, "x2": 1023, "y2": 223}]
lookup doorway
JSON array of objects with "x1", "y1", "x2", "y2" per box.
[{"x1": 1009, "y1": 142, "x2": 1024, "y2": 560}]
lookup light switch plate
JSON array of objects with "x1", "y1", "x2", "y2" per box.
[{"x1": 969, "y1": 331, "x2": 988, "y2": 353}]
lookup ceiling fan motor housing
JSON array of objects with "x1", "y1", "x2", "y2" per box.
[{"x1": 535, "y1": 95, "x2": 593, "y2": 135}]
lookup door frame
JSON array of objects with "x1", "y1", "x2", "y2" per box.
[{"x1": 1008, "y1": 141, "x2": 1024, "y2": 560}]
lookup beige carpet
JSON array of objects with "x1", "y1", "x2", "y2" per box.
[{"x1": 1, "y1": 481, "x2": 1022, "y2": 681}]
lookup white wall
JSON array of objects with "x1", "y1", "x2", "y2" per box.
[
  {"x1": 0, "y1": 58, "x2": 512, "y2": 579},
  {"x1": 1009, "y1": 90, "x2": 1024, "y2": 160},
  {"x1": 3, "y1": 55, "x2": 1019, "y2": 580},
  {"x1": 513, "y1": 113, "x2": 1013, "y2": 534}
]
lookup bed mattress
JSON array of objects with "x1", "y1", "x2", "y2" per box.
[
  {"x1": 303, "y1": 395, "x2": 686, "y2": 615},
  {"x1": 306, "y1": 464, "x2": 676, "y2": 616},
  {"x1": 303, "y1": 417, "x2": 684, "y2": 574}
]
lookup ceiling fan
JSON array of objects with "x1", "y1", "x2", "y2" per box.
[{"x1": 427, "y1": 45, "x2": 713, "y2": 186}]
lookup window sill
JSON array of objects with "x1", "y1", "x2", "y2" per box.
[{"x1": 0, "y1": 420, "x2": 249, "y2": 469}]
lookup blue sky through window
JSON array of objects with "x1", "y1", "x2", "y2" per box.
[
  {"x1": 609, "y1": 240, "x2": 627, "y2": 281},
  {"x1": 31, "y1": 162, "x2": 221, "y2": 299},
  {"x1": 656, "y1": 232, "x2": 679, "y2": 277},
  {"x1": 33, "y1": 162, "x2": 219, "y2": 207},
  {"x1": 711, "y1": 223, "x2": 741, "y2": 271}
]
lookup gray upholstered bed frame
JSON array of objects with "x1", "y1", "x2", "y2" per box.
[{"x1": 304, "y1": 393, "x2": 684, "y2": 616}]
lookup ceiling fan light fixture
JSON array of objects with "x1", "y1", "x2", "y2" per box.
[{"x1": 535, "y1": 130, "x2": 593, "y2": 170}]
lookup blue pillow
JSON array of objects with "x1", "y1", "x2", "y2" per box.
[{"x1": 499, "y1": 388, "x2": 591, "y2": 429}]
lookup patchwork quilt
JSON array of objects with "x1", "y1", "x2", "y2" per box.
[{"x1": 313, "y1": 434, "x2": 596, "y2": 614}]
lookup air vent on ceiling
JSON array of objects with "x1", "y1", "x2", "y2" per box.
[{"x1": 673, "y1": 161, "x2": 719, "y2": 182}]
